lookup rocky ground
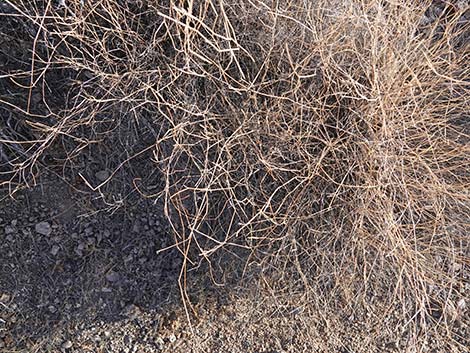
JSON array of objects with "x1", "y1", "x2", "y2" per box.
[
  {"x1": 0, "y1": 171, "x2": 183, "y2": 352},
  {"x1": 0, "y1": 1, "x2": 469, "y2": 352},
  {"x1": 0, "y1": 172, "x2": 328, "y2": 353},
  {"x1": 1, "y1": 172, "x2": 468, "y2": 353}
]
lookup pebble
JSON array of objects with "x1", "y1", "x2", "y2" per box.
[
  {"x1": 105, "y1": 271, "x2": 120, "y2": 282},
  {"x1": 457, "y1": 298, "x2": 466, "y2": 311},
  {"x1": 452, "y1": 262, "x2": 462, "y2": 272},
  {"x1": 132, "y1": 223, "x2": 140, "y2": 233},
  {"x1": 155, "y1": 337, "x2": 165, "y2": 349},
  {"x1": 31, "y1": 91, "x2": 42, "y2": 105},
  {"x1": 95, "y1": 170, "x2": 110, "y2": 182},
  {"x1": 35, "y1": 221, "x2": 52, "y2": 236},
  {"x1": 50, "y1": 245, "x2": 60, "y2": 256},
  {"x1": 122, "y1": 304, "x2": 140, "y2": 319},
  {"x1": 168, "y1": 334, "x2": 177, "y2": 343},
  {"x1": 75, "y1": 243, "x2": 85, "y2": 256},
  {"x1": 62, "y1": 340, "x2": 73, "y2": 349},
  {"x1": 124, "y1": 335, "x2": 131, "y2": 345},
  {"x1": 0, "y1": 293, "x2": 11, "y2": 303},
  {"x1": 4, "y1": 226, "x2": 14, "y2": 235}
]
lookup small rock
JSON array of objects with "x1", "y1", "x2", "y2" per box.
[
  {"x1": 75, "y1": 242, "x2": 85, "y2": 256},
  {"x1": 105, "y1": 271, "x2": 120, "y2": 282},
  {"x1": 132, "y1": 223, "x2": 140, "y2": 233},
  {"x1": 457, "y1": 298, "x2": 466, "y2": 311},
  {"x1": 155, "y1": 337, "x2": 165, "y2": 349},
  {"x1": 31, "y1": 92, "x2": 42, "y2": 105},
  {"x1": 62, "y1": 340, "x2": 73, "y2": 349},
  {"x1": 10, "y1": 220, "x2": 17, "y2": 227},
  {"x1": 168, "y1": 334, "x2": 177, "y2": 343},
  {"x1": 104, "y1": 331, "x2": 111, "y2": 338},
  {"x1": 50, "y1": 245, "x2": 60, "y2": 256},
  {"x1": 48, "y1": 305, "x2": 56, "y2": 313},
  {"x1": 35, "y1": 221, "x2": 52, "y2": 236},
  {"x1": 122, "y1": 304, "x2": 140, "y2": 319},
  {"x1": 452, "y1": 262, "x2": 462, "y2": 272},
  {"x1": 124, "y1": 335, "x2": 131, "y2": 345},
  {"x1": 0, "y1": 293, "x2": 11, "y2": 303},
  {"x1": 4, "y1": 226, "x2": 14, "y2": 235},
  {"x1": 95, "y1": 170, "x2": 110, "y2": 182}
]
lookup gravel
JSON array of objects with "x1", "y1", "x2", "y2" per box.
[
  {"x1": 35, "y1": 221, "x2": 52, "y2": 236},
  {"x1": 105, "y1": 272, "x2": 120, "y2": 283},
  {"x1": 155, "y1": 337, "x2": 165, "y2": 349},
  {"x1": 0, "y1": 293, "x2": 11, "y2": 303},
  {"x1": 95, "y1": 170, "x2": 110, "y2": 182},
  {"x1": 4, "y1": 225, "x2": 15, "y2": 234},
  {"x1": 50, "y1": 245, "x2": 60, "y2": 256},
  {"x1": 61, "y1": 340, "x2": 73, "y2": 349}
]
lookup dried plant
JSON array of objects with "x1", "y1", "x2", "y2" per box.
[{"x1": 1, "y1": 0, "x2": 468, "y2": 350}]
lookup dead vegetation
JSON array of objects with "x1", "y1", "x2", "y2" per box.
[{"x1": 1, "y1": 0, "x2": 469, "y2": 351}]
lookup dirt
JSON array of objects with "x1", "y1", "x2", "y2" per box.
[
  {"x1": 0, "y1": 172, "x2": 320, "y2": 353},
  {"x1": 1, "y1": 173, "x2": 467, "y2": 353},
  {"x1": 0, "y1": 1, "x2": 469, "y2": 352},
  {"x1": 0, "y1": 171, "x2": 182, "y2": 352}
]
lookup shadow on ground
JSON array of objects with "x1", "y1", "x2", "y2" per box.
[
  {"x1": 0, "y1": 171, "x2": 189, "y2": 352},
  {"x1": 0, "y1": 172, "x2": 270, "y2": 353}
]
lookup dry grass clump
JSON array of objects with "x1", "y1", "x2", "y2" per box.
[{"x1": 1, "y1": 0, "x2": 469, "y2": 350}]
